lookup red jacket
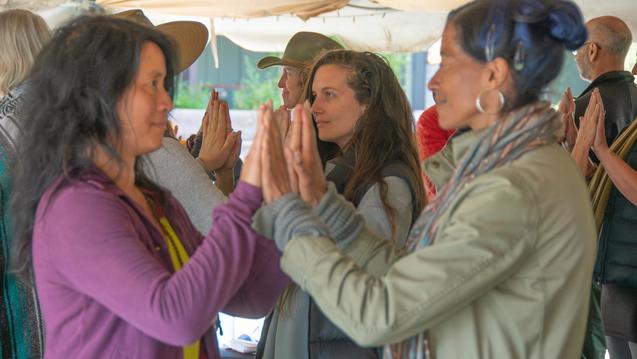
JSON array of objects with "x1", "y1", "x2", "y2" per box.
[{"x1": 416, "y1": 106, "x2": 455, "y2": 200}]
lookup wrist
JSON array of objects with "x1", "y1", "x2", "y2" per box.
[
  {"x1": 571, "y1": 140, "x2": 589, "y2": 158},
  {"x1": 221, "y1": 158, "x2": 238, "y2": 170},
  {"x1": 230, "y1": 181, "x2": 262, "y2": 210},
  {"x1": 309, "y1": 183, "x2": 327, "y2": 207},
  {"x1": 197, "y1": 155, "x2": 216, "y2": 171},
  {"x1": 195, "y1": 157, "x2": 216, "y2": 180},
  {"x1": 215, "y1": 167, "x2": 233, "y2": 175},
  {"x1": 593, "y1": 145, "x2": 611, "y2": 161}
]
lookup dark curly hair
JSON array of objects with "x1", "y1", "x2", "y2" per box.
[{"x1": 10, "y1": 15, "x2": 176, "y2": 281}]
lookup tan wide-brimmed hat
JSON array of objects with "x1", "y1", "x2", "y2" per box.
[
  {"x1": 112, "y1": 9, "x2": 208, "y2": 73},
  {"x1": 257, "y1": 31, "x2": 343, "y2": 70}
]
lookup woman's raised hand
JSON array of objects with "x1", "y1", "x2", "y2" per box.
[
  {"x1": 272, "y1": 105, "x2": 291, "y2": 145},
  {"x1": 198, "y1": 91, "x2": 241, "y2": 172},
  {"x1": 286, "y1": 102, "x2": 327, "y2": 207},
  {"x1": 239, "y1": 104, "x2": 265, "y2": 187},
  {"x1": 220, "y1": 99, "x2": 242, "y2": 170},
  {"x1": 260, "y1": 101, "x2": 293, "y2": 203}
]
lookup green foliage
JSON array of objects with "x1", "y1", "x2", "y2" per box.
[
  {"x1": 173, "y1": 81, "x2": 210, "y2": 109},
  {"x1": 233, "y1": 56, "x2": 283, "y2": 110},
  {"x1": 381, "y1": 52, "x2": 410, "y2": 88}
]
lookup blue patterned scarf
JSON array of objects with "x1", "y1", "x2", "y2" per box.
[{"x1": 384, "y1": 101, "x2": 564, "y2": 359}]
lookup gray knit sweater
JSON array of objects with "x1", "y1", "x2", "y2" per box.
[{"x1": 146, "y1": 137, "x2": 227, "y2": 235}]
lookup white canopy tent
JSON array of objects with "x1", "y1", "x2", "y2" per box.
[{"x1": 2, "y1": 0, "x2": 637, "y2": 65}]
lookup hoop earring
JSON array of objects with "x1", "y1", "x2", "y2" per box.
[{"x1": 475, "y1": 89, "x2": 505, "y2": 115}]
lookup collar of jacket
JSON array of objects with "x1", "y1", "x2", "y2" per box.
[
  {"x1": 449, "y1": 128, "x2": 485, "y2": 166},
  {"x1": 579, "y1": 70, "x2": 636, "y2": 98}
]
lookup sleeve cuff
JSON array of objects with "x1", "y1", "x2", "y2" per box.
[
  {"x1": 228, "y1": 181, "x2": 263, "y2": 213},
  {"x1": 312, "y1": 182, "x2": 364, "y2": 248},
  {"x1": 252, "y1": 193, "x2": 329, "y2": 251}
]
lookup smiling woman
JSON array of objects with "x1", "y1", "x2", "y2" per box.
[
  {"x1": 9, "y1": 15, "x2": 287, "y2": 359},
  {"x1": 116, "y1": 42, "x2": 172, "y2": 163}
]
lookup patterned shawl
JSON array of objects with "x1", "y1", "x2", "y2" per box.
[
  {"x1": 385, "y1": 101, "x2": 564, "y2": 359},
  {"x1": 0, "y1": 85, "x2": 45, "y2": 359}
]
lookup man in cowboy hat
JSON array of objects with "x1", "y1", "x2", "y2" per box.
[{"x1": 258, "y1": 31, "x2": 343, "y2": 110}]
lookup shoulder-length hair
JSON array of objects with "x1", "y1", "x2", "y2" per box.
[
  {"x1": 10, "y1": 15, "x2": 176, "y2": 281},
  {"x1": 307, "y1": 50, "x2": 426, "y2": 238},
  {"x1": 0, "y1": 9, "x2": 50, "y2": 95},
  {"x1": 275, "y1": 50, "x2": 427, "y2": 316}
]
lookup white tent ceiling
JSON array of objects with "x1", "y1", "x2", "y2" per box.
[{"x1": 2, "y1": 0, "x2": 637, "y2": 54}]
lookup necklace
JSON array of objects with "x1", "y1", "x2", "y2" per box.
[{"x1": 143, "y1": 191, "x2": 185, "y2": 267}]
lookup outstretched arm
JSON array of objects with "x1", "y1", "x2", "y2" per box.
[
  {"x1": 593, "y1": 108, "x2": 637, "y2": 206},
  {"x1": 276, "y1": 174, "x2": 535, "y2": 347}
]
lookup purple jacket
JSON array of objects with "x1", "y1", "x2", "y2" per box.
[{"x1": 32, "y1": 169, "x2": 287, "y2": 358}]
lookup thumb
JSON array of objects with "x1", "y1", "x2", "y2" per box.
[
  {"x1": 231, "y1": 131, "x2": 242, "y2": 154},
  {"x1": 220, "y1": 133, "x2": 237, "y2": 155}
]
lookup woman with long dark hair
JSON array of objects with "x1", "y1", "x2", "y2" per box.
[
  {"x1": 10, "y1": 16, "x2": 286, "y2": 359},
  {"x1": 256, "y1": 0, "x2": 598, "y2": 357},
  {"x1": 258, "y1": 50, "x2": 425, "y2": 359}
]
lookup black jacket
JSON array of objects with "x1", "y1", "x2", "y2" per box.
[{"x1": 594, "y1": 142, "x2": 637, "y2": 286}]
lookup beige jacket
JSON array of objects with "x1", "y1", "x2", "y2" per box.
[{"x1": 275, "y1": 131, "x2": 597, "y2": 358}]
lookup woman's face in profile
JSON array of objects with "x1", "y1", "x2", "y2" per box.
[
  {"x1": 310, "y1": 64, "x2": 366, "y2": 149},
  {"x1": 278, "y1": 66, "x2": 304, "y2": 109},
  {"x1": 116, "y1": 41, "x2": 173, "y2": 158},
  {"x1": 427, "y1": 23, "x2": 487, "y2": 130}
]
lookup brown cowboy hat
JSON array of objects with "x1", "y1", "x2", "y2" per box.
[
  {"x1": 112, "y1": 9, "x2": 208, "y2": 73},
  {"x1": 257, "y1": 31, "x2": 343, "y2": 70}
]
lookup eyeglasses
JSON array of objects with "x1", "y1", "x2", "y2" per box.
[{"x1": 572, "y1": 42, "x2": 600, "y2": 56}]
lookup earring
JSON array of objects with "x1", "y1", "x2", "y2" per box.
[{"x1": 475, "y1": 89, "x2": 505, "y2": 115}]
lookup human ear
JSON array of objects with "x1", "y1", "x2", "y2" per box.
[
  {"x1": 483, "y1": 57, "x2": 510, "y2": 91},
  {"x1": 360, "y1": 103, "x2": 368, "y2": 117},
  {"x1": 588, "y1": 42, "x2": 599, "y2": 62}
]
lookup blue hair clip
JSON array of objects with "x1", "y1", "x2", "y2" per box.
[
  {"x1": 485, "y1": 23, "x2": 497, "y2": 62},
  {"x1": 513, "y1": 41, "x2": 525, "y2": 71},
  {"x1": 483, "y1": 0, "x2": 509, "y2": 62}
]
